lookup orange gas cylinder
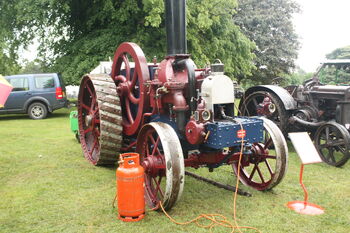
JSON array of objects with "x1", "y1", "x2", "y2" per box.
[{"x1": 116, "y1": 153, "x2": 145, "y2": 222}]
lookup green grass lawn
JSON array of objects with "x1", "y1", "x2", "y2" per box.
[{"x1": 1, "y1": 108, "x2": 349, "y2": 233}]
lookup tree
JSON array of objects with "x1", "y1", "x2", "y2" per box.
[
  {"x1": 20, "y1": 60, "x2": 43, "y2": 74},
  {"x1": 234, "y1": 0, "x2": 300, "y2": 85},
  {"x1": 285, "y1": 67, "x2": 312, "y2": 85},
  {"x1": 0, "y1": 37, "x2": 20, "y2": 75},
  {"x1": 326, "y1": 45, "x2": 350, "y2": 59},
  {"x1": 0, "y1": 0, "x2": 255, "y2": 85},
  {"x1": 0, "y1": 52, "x2": 19, "y2": 75},
  {"x1": 0, "y1": 47, "x2": 20, "y2": 75}
]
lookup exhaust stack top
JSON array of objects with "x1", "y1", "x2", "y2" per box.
[{"x1": 165, "y1": 0, "x2": 187, "y2": 56}]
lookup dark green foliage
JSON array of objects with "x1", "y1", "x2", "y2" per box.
[
  {"x1": 1, "y1": 0, "x2": 300, "y2": 85},
  {"x1": 234, "y1": 0, "x2": 300, "y2": 85},
  {"x1": 0, "y1": 41, "x2": 20, "y2": 75},
  {"x1": 0, "y1": 0, "x2": 255, "y2": 85},
  {"x1": 285, "y1": 67, "x2": 312, "y2": 85},
  {"x1": 0, "y1": 50, "x2": 20, "y2": 75},
  {"x1": 186, "y1": 0, "x2": 255, "y2": 78},
  {"x1": 20, "y1": 60, "x2": 43, "y2": 74}
]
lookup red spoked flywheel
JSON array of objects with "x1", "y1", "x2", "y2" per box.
[{"x1": 111, "y1": 42, "x2": 150, "y2": 136}]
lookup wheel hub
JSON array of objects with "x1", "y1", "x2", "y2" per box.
[
  {"x1": 257, "y1": 96, "x2": 275, "y2": 115},
  {"x1": 33, "y1": 107, "x2": 42, "y2": 116},
  {"x1": 117, "y1": 80, "x2": 130, "y2": 97},
  {"x1": 249, "y1": 143, "x2": 268, "y2": 163},
  {"x1": 142, "y1": 155, "x2": 165, "y2": 177}
]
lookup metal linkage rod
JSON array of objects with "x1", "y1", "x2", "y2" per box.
[{"x1": 185, "y1": 171, "x2": 252, "y2": 197}]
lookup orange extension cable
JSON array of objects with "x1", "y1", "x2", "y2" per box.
[
  {"x1": 112, "y1": 117, "x2": 262, "y2": 232},
  {"x1": 158, "y1": 122, "x2": 261, "y2": 233}
]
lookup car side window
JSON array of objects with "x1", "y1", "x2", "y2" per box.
[
  {"x1": 9, "y1": 77, "x2": 29, "y2": 92},
  {"x1": 34, "y1": 76, "x2": 55, "y2": 89}
]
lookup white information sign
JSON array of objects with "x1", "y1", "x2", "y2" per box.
[{"x1": 288, "y1": 132, "x2": 323, "y2": 165}]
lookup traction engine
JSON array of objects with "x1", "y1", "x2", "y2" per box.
[
  {"x1": 240, "y1": 60, "x2": 350, "y2": 167},
  {"x1": 78, "y1": 0, "x2": 288, "y2": 211}
]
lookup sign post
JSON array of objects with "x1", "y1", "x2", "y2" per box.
[{"x1": 287, "y1": 132, "x2": 325, "y2": 215}]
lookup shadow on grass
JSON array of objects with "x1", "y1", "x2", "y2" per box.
[
  {"x1": 48, "y1": 111, "x2": 70, "y2": 119},
  {"x1": 0, "y1": 111, "x2": 70, "y2": 121},
  {"x1": 101, "y1": 164, "x2": 118, "y2": 170},
  {"x1": 0, "y1": 114, "x2": 29, "y2": 121}
]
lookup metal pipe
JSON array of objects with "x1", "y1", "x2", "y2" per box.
[
  {"x1": 175, "y1": 111, "x2": 186, "y2": 133},
  {"x1": 165, "y1": 0, "x2": 187, "y2": 55},
  {"x1": 289, "y1": 116, "x2": 325, "y2": 128},
  {"x1": 185, "y1": 171, "x2": 252, "y2": 197}
]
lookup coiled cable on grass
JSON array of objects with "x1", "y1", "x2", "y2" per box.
[{"x1": 158, "y1": 118, "x2": 261, "y2": 233}]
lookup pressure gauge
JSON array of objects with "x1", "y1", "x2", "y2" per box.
[{"x1": 201, "y1": 110, "x2": 211, "y2": 121}]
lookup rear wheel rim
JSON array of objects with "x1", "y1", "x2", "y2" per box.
[
  {"x1": 232, "y1": 118, "x2": 288, "y2": 191},
  {"x1": 315, "y1": 122, "x2": 350, "y2": 167},
  {"x1": 78, "y1": 74, "x2": 123, "y2": 165},
  {"x1": 79, "y1": 77, "x2": 100, "y2": 163}
]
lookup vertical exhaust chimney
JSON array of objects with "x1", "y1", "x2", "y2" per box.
[{"x1": 165, "y1": 0, "x2": 187, "y2": 56}]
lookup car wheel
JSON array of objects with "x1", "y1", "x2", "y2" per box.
[{"x1": 28, "y1": 102, "x2": 48, "y2": 120}]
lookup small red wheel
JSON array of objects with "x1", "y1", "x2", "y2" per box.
[
  {"x1": 136, "y1": 122, "x2": 185, "y2": 211},
  {"x1": 111, "y1": 42, "x2": 150, "y2": 136},
  {"x1": 233, "y1": 118, "x2": 288, "y2": 191}
]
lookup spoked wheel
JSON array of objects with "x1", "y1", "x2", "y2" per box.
[
  {"x1": 136, "y1": 122, "x2": 185, "y2": 211},
  {"x1": 314, "y1": 122, "x2": 350, "y2": 167},
  {"x1": 111, "y1": 42, "x2": 150, "y2": 136},
  {"x1": 233, "y1": 118, "x2": 288, "y2": 191},
  {"x1": 78, "y1": 74, "x2": 123, "y2": 165},
  {"x1": 239, "y1": 91, "x2": 289, "y2": 135}
]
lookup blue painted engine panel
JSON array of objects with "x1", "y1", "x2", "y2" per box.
[
  {"x1": 204, "y1": 117, "x2": 264, "y2": 149},
  {"x1": 150, "y1": 115, "x2": 178, "y2": 131}
]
